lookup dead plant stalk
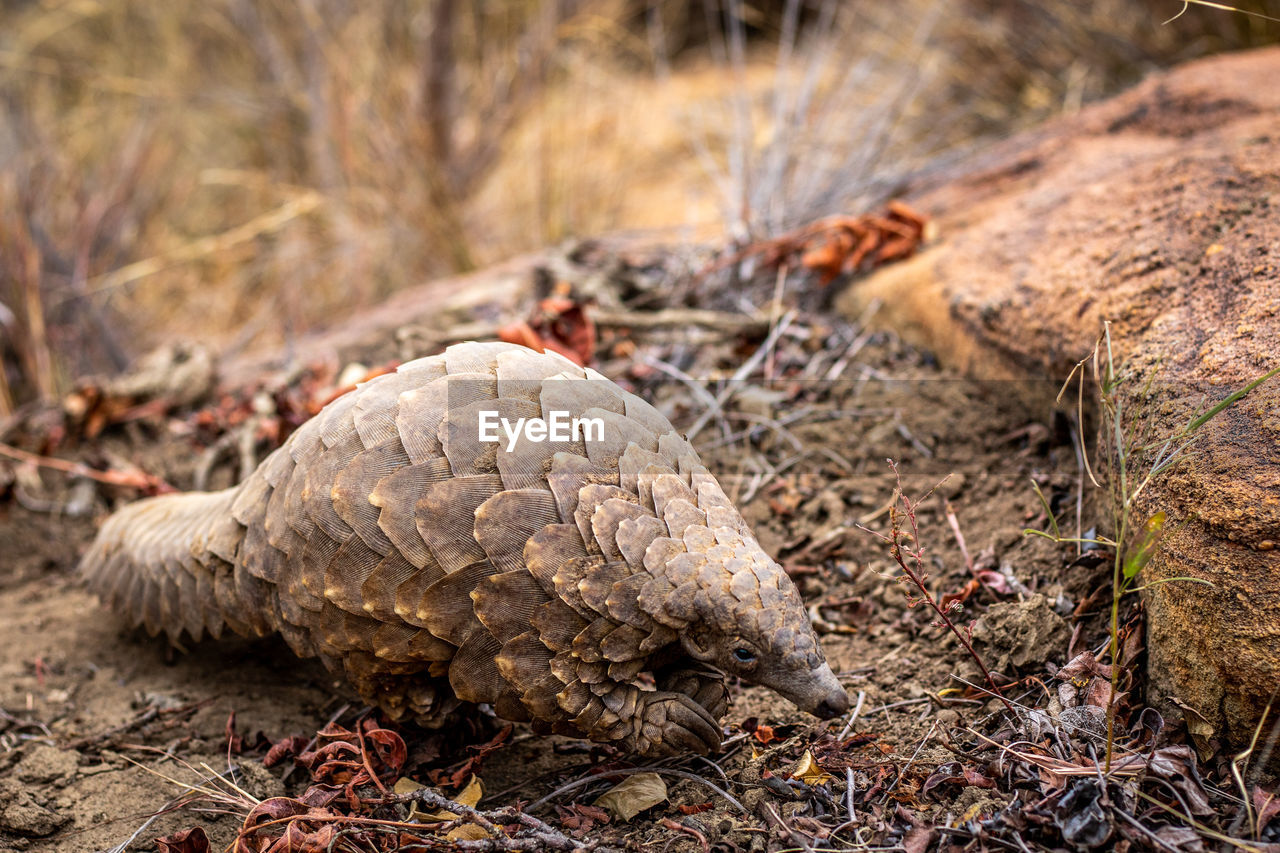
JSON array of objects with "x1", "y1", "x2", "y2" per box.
[{"x1": 861, "y1": 460, "x2": 1015, "y2": 715}]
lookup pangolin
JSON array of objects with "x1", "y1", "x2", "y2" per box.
[{"x1": 81, "y1": 341, "x2": 848, "y2": 755}]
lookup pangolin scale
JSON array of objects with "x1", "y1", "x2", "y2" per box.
[{"x1": 81, "y1": 342, "x2": 848, "y2": 755}]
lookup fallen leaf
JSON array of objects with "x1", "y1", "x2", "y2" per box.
[
  {"x1": 760, "y1": 768, "x2": 795, "y2": 799},
  {"x1": 498, "y1": 297, "x2": 596, "y2": 365},
  {"x1": 752, "y1": 723, "x2": 778, "y2": 744},
  {"x1": 445, "y1": 824, "x2": 490, "y2": 841},
  {"x1": 678, "y1": 802, "x2": 713, "y2": 815},
  {"x1": 1254, "y1": 785, "x2": 1279, "y2": 834},
  {"x1": 1058, "y1": 650, "x2": 1113, "y2": 680},
  {"x1": 557, "y1": 802, "x2": 611, "y2": 837},
  {"x1": 789, "y1": 750, "x2": 834, "y2": 786},
  {"x1": 263, "y1": 734, "x2": 310, "y2": 768},
  {"x1": 455, "y1": 774, "x2": 484, "y2": 809},
  {"x1": 155, "y1": 826, "x2": 209, "y2": 853},
  {"x1": 401, "y1": 775, "x2": 484, "y2": 825},
  {"x1": 902, "y1": 824, "x2": 937, "y2": 853},
  {"x1": 594, "y1": 772, "x2": 668, "y2": 822}
]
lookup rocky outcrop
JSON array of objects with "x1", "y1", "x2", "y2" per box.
[{"x1": 838, "y1": 47, "x2": 1280, "y2": 758}]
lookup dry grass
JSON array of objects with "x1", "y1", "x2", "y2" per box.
[{"x1": 1, "y1": 0, "x2": 1275, "y2": 411}]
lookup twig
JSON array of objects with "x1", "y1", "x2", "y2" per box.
[
  {"x1": 875, "y1": 697, "x2": 932, "y2": 716},
  {"x1": 764, "y1": 264, "x2": 788, "y2": 382},
  {"x1": 0, "y1": 441, "x2": 174, "y2": 493},
  {"x1": 760, "y1": 802, "x2": 813, "y2": 851},
  {"x1": 837, "y1": 690, "x2": 867, "y2": 739},
  {"x1": 637, "y1": 354, "x2": 731, "y2": 442},
  {"x1": 63, "y1": 699, "x2": 206, "y2": 751},
  {"x1": 396, "y1": 788, "x2": 587, "y2": 851},
  {"x1": 886, "y1": 721, "x2": 938, "y2": 800},
  {"x1": 70, "y1": 193, "x2": 324, "y2": 303},
  {"x1": 684, "y1": 308, "x2": 797, "y2": 441},
  {"x1": 591, "y1": 307, "x2": 768, "y2": 335}
]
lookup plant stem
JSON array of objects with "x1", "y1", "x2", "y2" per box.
[
  {"x1": 1105, "y1": 509, "x2": 1127, "y2": 772},
  {"x1": 881, "y1": 461, "x2": 1017, "y2": 716}
]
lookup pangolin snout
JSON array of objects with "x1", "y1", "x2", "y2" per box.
[
  {"x1": 775, "y1": 662, "x2": 849, "y2": 719},
  {"x1": 813, "y1": 690, "x2": 850, "y2": 720}
]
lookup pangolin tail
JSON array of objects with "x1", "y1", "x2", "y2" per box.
[{"x1": 80, "y1": 487, "x2": 260, "y2": 644}]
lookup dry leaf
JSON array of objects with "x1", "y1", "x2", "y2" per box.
[
  {"x1": 446, "y1": 824, "x2": 491, "y2": 841},
  {"x1": 789, "y1": 750, "x2": 834, "y2": 786},
  {"x1": 398, "y1": 775, "x2": 484, "y2": 824},
  {"x1": 594, "y1": 772, "x2": 668, "y2": 821},
  {"x1": 455, "y1": 775, "x2": 484, "y2": 808},
  {"x1": 394, "y1": 777, "x2": 425, "y2": 795},
  {"x1": 395, "y1": 777, "x2": 430, "y2": 823},
  {"x1": 155, "y1": 826, "x2": 209, "y2": 853}
]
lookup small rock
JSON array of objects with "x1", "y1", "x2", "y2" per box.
[
  {"x1": 971, "y1": 594, "x2": 1070, "y2": 672},
  {"x1": 1057, "y1": 705, "x2": 1107, "y2": 738},
  {"x1": 337, "y1": 362, "x2": 371, "y2": 388},
  {"x1": 15, "y1": 744, "x2": 79, "y2": 786},
  {"x1": 0, "y1": 780, "x2": 68, "y2": 837},
  {"x1": 933, "y1": 708, "x2": 961, "y2": 728}
]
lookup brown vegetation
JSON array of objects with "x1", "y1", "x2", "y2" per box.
[{"x1": 3, "y1": 0, "x2": 1275, "y2": 411}]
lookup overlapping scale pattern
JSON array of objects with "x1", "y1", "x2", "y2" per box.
[{"x1": 81, "y1": 342, "x2": 834, "y2": 755}]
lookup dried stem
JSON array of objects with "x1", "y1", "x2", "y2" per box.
[
  {"x1": 862, "y1": 460, "x2": 1016, "y2": 715},
  {"x1": 0, "y1": 440, "x2": 173, "y2": 493}
]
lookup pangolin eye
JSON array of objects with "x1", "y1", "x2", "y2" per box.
[{"x1": 733, "y1": 648, "x2": 756, "y2": 664}]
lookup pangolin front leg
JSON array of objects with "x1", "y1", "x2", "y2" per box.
[
  {"x1": 630, "y1": 689, "x2": 724, "y2": 756},
  {"x1": 81, "y1": 341, "x2": 849, "y2": 755}
]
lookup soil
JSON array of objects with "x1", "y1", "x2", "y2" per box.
[{"x1": 0, "y1": 272, "x2": 1107, "y2": 853}]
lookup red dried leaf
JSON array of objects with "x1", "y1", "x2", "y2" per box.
[
  {"x1": 800, "y1": 239, "x2": 848, "y2": 284},
  {"x1": 362, "y1": 726, "x2": 407, "y2": 779},
  {"x1": 557, "y1": 802, "x2": 611, "y2": 836},
  {"x1": 156, "y1": 826, "x2": 210, "y2": 853},
  {"x1": 1058, "y1": 650, "x2": 1113, "y2": 680},
  {"x1": 225, "y1": 711, "x2": 244, "y2": 755},
  {"x1": 1254, "y1": 785, "x2": 1279, "y2": 833},
  {"x1": 710, "y1": 202, "x2": 928, "y2": 287},
  {"x1": 902, "y1": 825, "x2": 937, "y2": 853},
  {"x1": 962, "y1": 767, "x2": 996, "y2": 788},
  {"x1": 499, "y1": 298, "x2": 596, "y2": 366},
  {"x1": 976, "y1": 570, "x2": 1012, "y2": 594},
  {"x1": 498, "y1": 321, "x2": 545, "y2": 351},
  {"x1": 677, "y1": 802, "x2": 714, "y2": 815},
  {"x1": 940, "y1": 578, "x2": 981, "y2": 609},
  {"x1": 263, "y1": 735, "x2": 310, "y2": 768},
  {"x1": 752, "y1": 724, "x2": 778, "y2": 745},
  {"x1": 922, "y1": 762, "x2": 993, "y2": 795},
  {"x1": 1084, "y1": 677, "x2": 1117, "y2": 710},
  {"x1": 243, "y1": 797, "x2": 312, "y2": 827},
  {"x1": 430, "y1": 723, "x2": 513, "y2": 788},
  {"x1": 295, "y1": 784, "x2": 343, "y2": 809}
]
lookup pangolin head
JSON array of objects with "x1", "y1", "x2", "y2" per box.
[
  {"x1": 634, "y1": 485, "x2": 850, "y2": 720},
  {"x1": 679, "y1": 556, "x2": 849, "y2": 720}
]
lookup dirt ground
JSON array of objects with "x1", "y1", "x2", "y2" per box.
[{"x1": 0, "y1": 245, "x2": 1259, "y2": 852}]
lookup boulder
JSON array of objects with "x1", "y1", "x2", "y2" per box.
[{"x1": 838, "y1": 47, "x2": 1280, "y2": 759}]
